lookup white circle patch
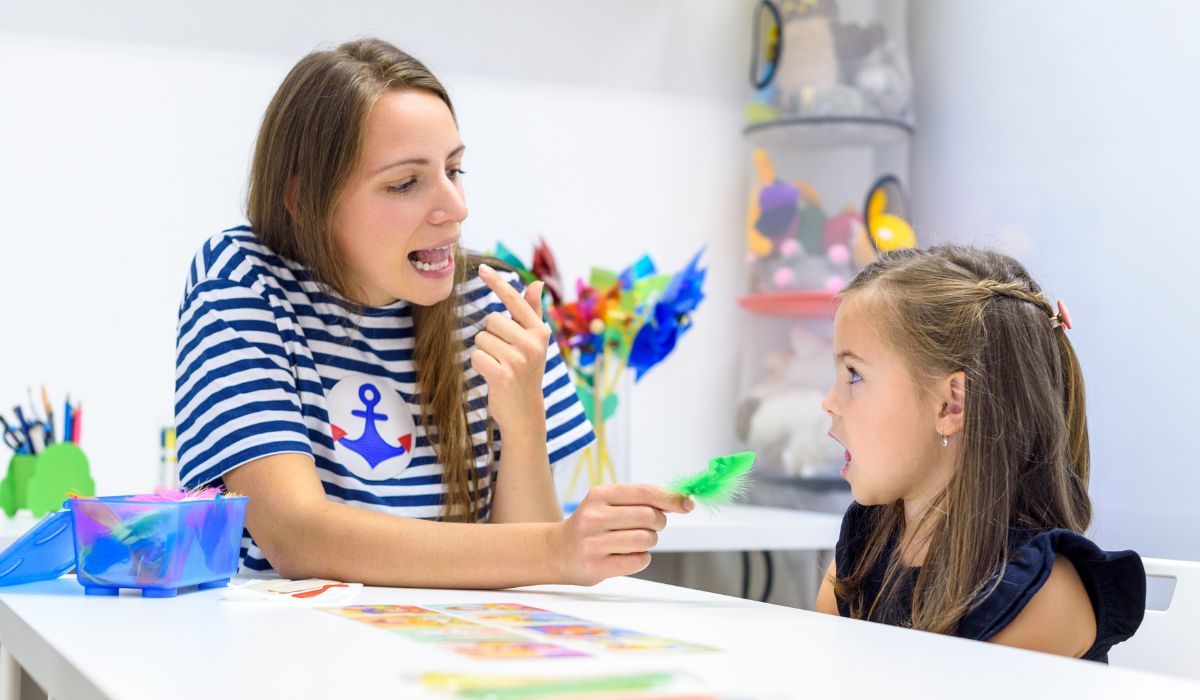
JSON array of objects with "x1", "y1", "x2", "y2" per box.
[{"x1": 326, "y1": 373, "x2": 416, "y2": 481}]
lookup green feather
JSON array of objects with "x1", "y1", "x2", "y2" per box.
[{"x1": 669, "y1": 451, "x2": 756, "y2": 507}]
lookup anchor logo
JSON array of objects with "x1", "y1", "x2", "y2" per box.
[{"x1": 327, "y1": 374, "x2": 415, "y2": 481}]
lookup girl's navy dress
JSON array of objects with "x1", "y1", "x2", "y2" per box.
[{"x1": 834, "y1": 503, "x2": 1145, "y2": 662}]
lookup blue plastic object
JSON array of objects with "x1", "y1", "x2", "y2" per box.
[
  {"x1": 68, "y1": 496, "x2": 248, "y2": 598},
  {"x1": 0, "y1": 511, "x2": 77, "y2": 586}
]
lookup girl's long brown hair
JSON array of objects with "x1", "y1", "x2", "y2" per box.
[
  {"x1": 247, "y1": 38, "x2": 487, "y2": 522},
  {"x1": 833, "y1": 246, "x2": 1091, "y2": 634}
]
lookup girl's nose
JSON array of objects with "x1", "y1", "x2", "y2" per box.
[{"x1": 820, "y1": 387, "x2": 837, "y2": 417}]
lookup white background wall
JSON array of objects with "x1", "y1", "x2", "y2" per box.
[
  {"x1": 1, "y1": 1, "x2": 1196, "y2": 561},
  {"x1": 0, "y1": 0, "x2": 749, "y2": 496}
]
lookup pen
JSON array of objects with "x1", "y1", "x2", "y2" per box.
[
  {"x1": 13, "y1": 406, "x2": 36, "y2": 455},
  {"x1": 41, "y1": 386, "x2": 56, "y2": 444},
  {"x1": 63, "y1": 396, "x2": 73, "y2": 444},
  {"x1": 72, "y1": 403, "x2": 82, "y2": 445}
]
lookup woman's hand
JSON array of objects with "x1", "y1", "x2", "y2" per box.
[
  {"x1": 550, "y1": 483, "x2": 694, "y2": 586},
  {"x1": 473, "y1": 263, "x2": 551, "y2": 435}
]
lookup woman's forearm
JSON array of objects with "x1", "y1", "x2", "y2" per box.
[
  {"x1": 270, "y1": 499, "x2": 564, "y2": 588},
  {"x1": 488, "y1": 428, "x2": 563, "y2": 523}
]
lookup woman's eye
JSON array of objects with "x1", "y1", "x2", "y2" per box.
[
  {"x1": 387, "y1": 178, "x2": 417, "y2": 194},
  {"x1": 447, "y1": 167, "x2": 466, "y2": 181},
  {"x1": 847, "y1": 366, "x2": 862, "y2": 384}
]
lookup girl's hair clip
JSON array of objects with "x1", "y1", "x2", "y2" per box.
[{"x1": 1051, "y1": 299, "x2": 1073, "y2": 331}]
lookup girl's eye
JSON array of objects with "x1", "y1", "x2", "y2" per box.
[
  {"x1": 447, "y1": 167, "x2": 466, "y2": 181},
  {"x1": 847, "y1": 366, "x2": 862, "y2": 384},
  {"x1": 387, "y1": 178, "x2": 417, "y2": 194}
]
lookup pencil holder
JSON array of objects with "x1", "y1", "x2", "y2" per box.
[{"x1": 0, "y1": 443, "x2": 96, "y2": 518}]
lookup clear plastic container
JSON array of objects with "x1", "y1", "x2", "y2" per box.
[
  {"x1": 67, "y1": 495, "x2": 248, "y2": 598},
  {"x1": 748, "y1": 0, "x2": 913, "y2": 133}
]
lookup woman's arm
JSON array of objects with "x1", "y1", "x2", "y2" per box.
[
  {"x1": 489, "y1": 426, "x2": 561, "y2": 523},
  {"x1": 223, "y1": 452, "x2": 690, "y2": 588},
  {"x1": 987, "y1": 557, "x2": 1097, "y2": 658},
  {"x1": 471, "y1": 264, "x2": 564, "y2": 523}
]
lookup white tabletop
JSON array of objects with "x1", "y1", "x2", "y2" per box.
[
  {"x1": 0, "y1": 575, "x2": 1194, "y2": 700},
  {"x1": 653, "y1": 504, "x2": 841, "y2": 553}
]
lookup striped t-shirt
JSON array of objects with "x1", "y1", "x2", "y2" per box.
[{"x1": 174, "y1": 227, "x2": 594, "y2": 572}]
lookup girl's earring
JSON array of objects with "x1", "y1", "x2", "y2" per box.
[{"x1": 941, "y1": 434, "x2": 949, "y2": 448}]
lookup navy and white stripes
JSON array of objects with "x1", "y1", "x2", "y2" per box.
[{"x1": 174, "y1": 227, "x2": 594, "y2": 572}]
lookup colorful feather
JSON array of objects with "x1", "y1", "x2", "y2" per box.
[{"x1": 669, "y1": 451, "x2": 756, "y2": 507}]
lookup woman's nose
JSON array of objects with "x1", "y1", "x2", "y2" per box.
[{"x1": 430, "y1": 175, "x2": 468, "y2": 225}]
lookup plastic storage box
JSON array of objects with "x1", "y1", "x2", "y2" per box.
[
  {"x1": 0, "y1": 494, "x2": 248, "y2": 597},
  {"x1": 69, "y1": 496, "x2": 248, "y2": 597}
]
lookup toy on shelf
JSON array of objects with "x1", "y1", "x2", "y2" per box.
[
  {"x1": 736, "y1": 325, "x2": 843, "y2": 479},
  {"x1": 490, "y1": 240, "x2": 707, "y2": 506},
  {"x1": 746, "y1": 149, "x2": 916, "y2": 298},
  {"x1": 746, "y1": 0, "x2": 914, "y2": 128},
  {"x1": 863, "y1": 174, "x2": 915, "y2": 254}
]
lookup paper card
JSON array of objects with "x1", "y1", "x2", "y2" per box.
[
  {"x1": 355, "y1": 614, "x2": 474, "y2": 629},
  {"x1": 222, "y1": 578, "x2": 362, "y2": 604},
  {"x1": 524, "y1": 624, "x2": 641, "y2": 638},
  {"x1": 447, "y1": 641, "x2": 589, "y2": 660},
  {"x1": 472, "y1": 612, "x2": 584, "y2": 626},
  {"x1": 429, "y1": 603, "x2": 548, "y2": 614},
  {"x1": 331, "y1": 604, "x2": 431, "y2": 615},
  {"x1": 394, "y1": 627, "x2": 531, "y2": 644},
  {"x1": 590, "y1": 636, "x2": 720, "y2": 654}
]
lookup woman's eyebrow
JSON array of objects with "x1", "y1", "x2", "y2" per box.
[{"x1": 368, "y1": 144, "x2": 466, "y2": 177}]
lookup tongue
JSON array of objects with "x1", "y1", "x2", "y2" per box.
[{"x1": 411, "y1": 247, "x2": 449, "y2": 264}]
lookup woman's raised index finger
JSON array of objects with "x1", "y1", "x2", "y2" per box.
[{"x1": 478, "y1": 263, "x2": 542, "y2": 327}]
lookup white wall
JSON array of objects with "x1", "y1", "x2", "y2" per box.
[
  {"x1": 0, "y1": 1, "x2": 750, "y2": 495},
  {"x1": 909, "y1": 0, "x2": 1200, "y2": 559}
]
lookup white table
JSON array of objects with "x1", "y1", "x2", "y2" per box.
[{"x1": 0, "y1": 575, "x2": 1195, "y2": 700}]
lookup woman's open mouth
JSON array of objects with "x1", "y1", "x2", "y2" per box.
[{"x1": 408, "y1": 242, "x2": 455, "y2": 278}]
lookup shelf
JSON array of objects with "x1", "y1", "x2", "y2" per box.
[
  {"x1": 737, "y1": 290, "x2": 839, "y2": 319},
  {"x1": 743, "y1": 115, "x2": 913, "y2": 150}
]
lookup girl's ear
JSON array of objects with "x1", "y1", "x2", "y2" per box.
[{"x1": 938, "y1": 370, "x2": 967, "y2": 437}]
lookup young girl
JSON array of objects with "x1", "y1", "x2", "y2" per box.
[
  {"x1": 174, "y1": 38, "x2": 691, "y2": 588},
  {"x1": 815, "y1": 246, "x2": 1144, "y2": 661}
]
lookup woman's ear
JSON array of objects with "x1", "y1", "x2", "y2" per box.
[{"x1": 938, "y1": 370, "x2": 967, "y2": 437}]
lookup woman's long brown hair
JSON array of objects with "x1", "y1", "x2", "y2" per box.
[
  {"x1": 247, "y1": 37, "x2": 486, "y2": 522},
  {"x1": 833, "y1": 246, "x2": 1091, "y2": 634}
]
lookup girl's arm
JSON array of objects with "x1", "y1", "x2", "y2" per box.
[
  {"x1": 987, "y1": 557, "x2": 1097, "y2": 658},
  {"x1": 223, "y1": 451, "x2": 691, "y2": 588},
  {"x1": 815, "y1": 559, "x2": 839, "y2": 615}
]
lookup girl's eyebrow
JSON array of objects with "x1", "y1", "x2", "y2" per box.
[
  {"x1": 367, "y1": 144, "x2": 466, "y2": 177},
  {"x1": 839, "y1": 350, "x2": 866, "y2": 364}
]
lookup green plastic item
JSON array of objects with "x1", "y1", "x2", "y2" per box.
[
  {"x1": 0, "y1": 454, "x2": 37, "y2": 517},
  {"x1": 669, "y1": 451, "x2": 756, "y2": 508},
  {"x1": 0, "y1": 443, "x2": 95, "y2": 518}
]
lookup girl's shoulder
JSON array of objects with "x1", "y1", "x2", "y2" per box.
[{"x1": 962, "y1": 528, "x2": 1146, "y2": 660}]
